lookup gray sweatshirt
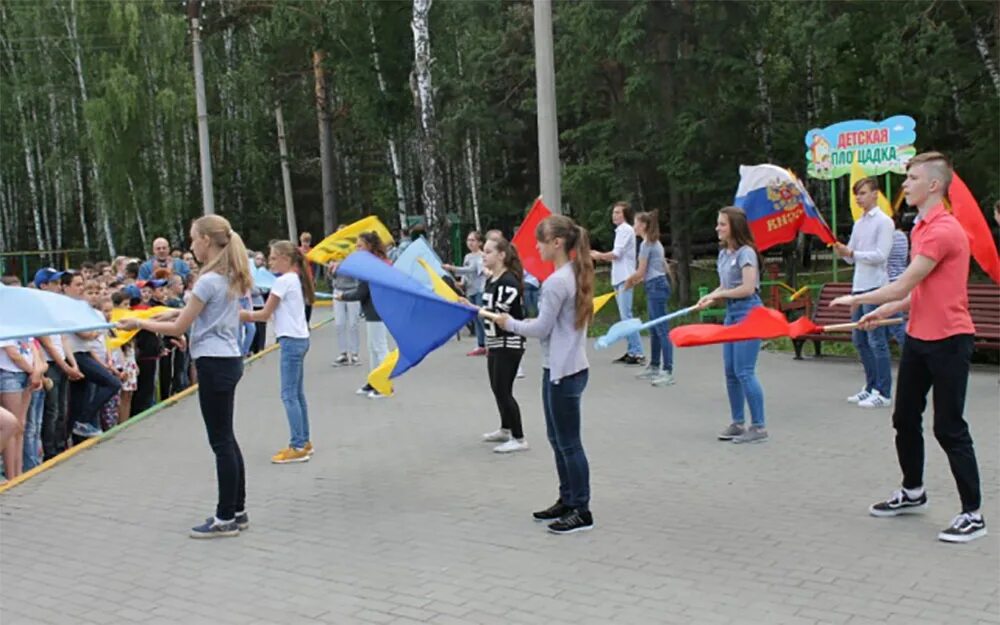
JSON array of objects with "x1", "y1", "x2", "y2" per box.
[{"x1": 506, "y1": 263, "x2": 589, "y2": 382}]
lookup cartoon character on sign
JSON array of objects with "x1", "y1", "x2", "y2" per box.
[
  {"x1": 767, "y1": 181, "x2": 803, "y2": 213},
  {"x1": 810, "y1": 134, "x2": 832, "y2": 173}
]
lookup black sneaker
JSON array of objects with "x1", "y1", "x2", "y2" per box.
[
  {"x1": 938, "y1": 513, "x2": 987, "y2": 543},
  {"x1": 234, "y1": 512, "x2": 249, "y2": 530},
  {"x1": 612, "y1": 353, "x2": 631, "y2": 364},
  {"x1": 548, "y1": 509, "x2": 594, "y2": 534},
  {"x1": 869, "y1": 489, "x2": 928, "y2": 517},
  {"x1": 623, "y1": 355, "x2": 645, "y2": 366},
  {"x1": 533, "y1": 500, "x2": 571, "y2": 522}
]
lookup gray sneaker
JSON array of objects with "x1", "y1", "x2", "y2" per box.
[
  {"x1": 651, "y1": 371, "x2": 675, "y2": 387},
  {"x1": 635, "y1": 365, "x2": 658, "y2": 380},
  {"x1": 717, "y1": 423, "x2": 746, "y2": 441},
  {"x1": 732, "y1": 426, "x2": 768, "y2": 444}
]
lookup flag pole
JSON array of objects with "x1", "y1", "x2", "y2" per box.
[
  {"x1": 830, "y1": 179, "x2": 838, "y2": 281},
  {"x1": 884, "y1": 174, "x2": 891, "y2": 208}
]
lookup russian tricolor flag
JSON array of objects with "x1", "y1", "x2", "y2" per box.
[{"x1": 734, "y1": 164, "x2": 836, "y2": 251}]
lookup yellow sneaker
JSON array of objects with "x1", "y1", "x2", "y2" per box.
[
  {"x1": 304, "y1": 442, "x2": 314, "y2": 456},
  {"x1": 271, "y1": 447, "x2": 310, "y2": 464}
]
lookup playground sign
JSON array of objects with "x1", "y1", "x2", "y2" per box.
[{"x1": 804, "y1": 115, "x2": 916, "y2": 180}]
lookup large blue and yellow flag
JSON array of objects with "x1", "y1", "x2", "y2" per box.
[
  {"x1": 337, "y1": 251, "x2": 478, "y2": 385},
  {"x1": 392, "y1": 237, "x2": 447, "y2": 291},
  {"x1": 0, "y1": 284, "x2": 111, "y2": 341}
]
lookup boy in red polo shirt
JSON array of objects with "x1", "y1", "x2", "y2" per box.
[{"x1": 831, "y1": 151, "x2": 985, "y2": 543}]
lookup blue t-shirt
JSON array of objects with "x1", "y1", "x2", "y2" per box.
[{"x1": 717, "y1": 246, "x2": 759, "y2": 291}]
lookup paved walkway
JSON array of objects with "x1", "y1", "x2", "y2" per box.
[{"x1": 2, "y1": 315, "x2": 998, "y2": 625}]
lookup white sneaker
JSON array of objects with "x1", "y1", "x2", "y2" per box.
[
  {"x1": 651, "y1": 371, "x2": 676, "y2": 387},
  {"x1": 331, "y1": 353, "x2": 349, "y2": 367},
  {"x1": 847, "y1": 388, "x2": 872, "y2": 403},
  {"x1": 355, "y1": 385, "x2": 372, "y2": 396},
  {"x1": 858, "y1": 390, "x2": 891, "y2": 409},
  {"x1": 482, "y1": 428, "x2": 511, "y2": 443},
  {"x1": 350, "y1": 354, "x2": 361, "y2": 366},
  {"x1": 635, "y1": 365, "x2": 658, "y2": 380},
  {"x1": 368, "y1": 389, "x2": 392, "y2": 399},
  {"x1": 494, "y1": 438, "x2": 529, "y2": 453},
  {"x1": 516, "y1": 366, "x2": 525, "y2": 379}
]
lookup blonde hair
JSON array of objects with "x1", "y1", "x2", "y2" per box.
[
  {"x1": 269, "y1": 240, "x2": 316, "y2": 304},
  {"x1": 191, "y1": 215, "x2": 252, "y2": 298},
  {"x1": 906, "y1": 151, "x2": 953, "y2": 194}
]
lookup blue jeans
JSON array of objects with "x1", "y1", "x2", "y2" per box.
[
  {"x1": 523, "y1": 284, "x2": 540, "y2": 318},
  {"x1": 469, "y1": 292, "x2": 486, "y2": 348},
  {"x1": 614, "y1": 282, "x2": 643, "y2": 357},
  {"x1": 23, "y1": 389, "x2": 45, "y2": 470},
  {"x1": 723, "y1": 296, "x2": 766, "y2": 427},
  {"x1": 645, "y1": 276, "x2": 674, "y2": 372},
  {"x1": 542, "y1": 368, "x2": 590, "y2": 511},
  {"x1": 851, "y1": 302, "x2": 892, "y2": 397},
  {"x1": 278, "y1": 337, "x2": 310, "y2": 449}
]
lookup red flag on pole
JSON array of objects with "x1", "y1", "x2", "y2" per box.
[
  {"x1": 512, "y1": 197, "x2": 555, "y2": 282},
  {"x1": 669, "y1": 307, "x2": 792, "y2": 347},
  {"x1": 948, "y1": 172, "x2": 1000, "y2": 284}
]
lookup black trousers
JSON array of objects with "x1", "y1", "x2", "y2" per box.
[
  {"x1": 42, "y1": 366, "x2": 69, "y2": 459},
  {"x1": 893, "y1": 333, "x2": 981, "y2": 513},
  {"x1": 487, "y1": 349, "x2": 524, "y2": 440},
  {"x1": 159, "y1": 348, "x2": 175, "y2": 400},
  {"x1": 133, "y1": 358, "x2": 158, "y2": 416},
  {"x1": 195, "y1": 357, "x2": 245, "y2": 520}
]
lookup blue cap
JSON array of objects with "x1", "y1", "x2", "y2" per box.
[
  {"x1": 33, "y1": 267, "x2": 64, "y2": 288},
  {"x1": 148, "y1": 279, "x2": 168, "y2": 288},
  {"x1": 123, "y1": 285, "x2": 141, "y2": 301}
]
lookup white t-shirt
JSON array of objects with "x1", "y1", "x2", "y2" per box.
[
  {"x1": 610, "y1": 222, "x2": 637, "y2": 286},
  {"x1": 271, "y1": 273, "x2": 309, "y2": 339},
  {"x1": 43, "y1": 334, "x2": 66, "y2": 362},
  {"x1": 0, "y1": 339, "x2": 31, "y2": 373}
]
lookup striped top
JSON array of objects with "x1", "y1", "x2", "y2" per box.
[{"x1": 887, "y1": 230, "x2": 909, "y2": 282}]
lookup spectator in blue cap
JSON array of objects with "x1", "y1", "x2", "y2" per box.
[{"x1": 33, "y1": 268, "x2": 64, "y2": 291}]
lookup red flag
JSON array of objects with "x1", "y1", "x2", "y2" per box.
[
  {"x1": 669, "y1": 307, "x2": 791, "y2": 347},
  {"x1": 512, "y1": 197, "x2": 555, "y2": 282},
  {"x1": 948, "y1": 172, "x2": 1000, "y2": 284}
]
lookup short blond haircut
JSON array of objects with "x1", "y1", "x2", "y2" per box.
[{"x1": 906, "y1": 151, "x2": 953, "y2": 194}]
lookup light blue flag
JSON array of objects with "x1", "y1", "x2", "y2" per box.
[
  {"x1": 0, "y1": 284, "x2": 112, "y2": 341},
  {"x1": 251, "y1": 265, "x2": 277, "y2": 290},
  {"x1": 392, "y1": 237, "x2": 446, "y2": 292},
  {"x1": 337, "y1": 251, "x2": 477, "y2": 381}
]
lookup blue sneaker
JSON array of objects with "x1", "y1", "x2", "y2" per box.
[
  {"x1": 72, "y1": 422, "x2": 102, "y2": 438},
  {"x1": 190, "y1": 518, "x2": 239, "y2": 539},
  {"x1": 234, "y1": 512, "x2": 249, "y2": 530}
]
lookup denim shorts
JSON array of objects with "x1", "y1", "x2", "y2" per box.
[{"x1": 0, "y1": 369, "x2": 29, "y2": 393}]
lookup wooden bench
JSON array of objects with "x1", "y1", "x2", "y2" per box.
[
  {"x1": 969, "y1": 282, "x2": 1000, "y2": 351},
  {"x1": 793, "y1": 281, "x2": 1000, "y2": 359},
  {"x1": 792, "y1": 283, "x2": 852, "y2": 359}
]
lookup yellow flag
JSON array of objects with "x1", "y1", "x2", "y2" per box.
[
  {"x1": 367, "y1": 348, "x2": 399, "y2": 396},
  {"x1": 107, "y1": 306, "x2": 172, "y2": 350},
  {"x1": 592, "y1": 291, "x2": 616, "y2": 314},
  {"x1": 307, "y1": 216, "x2": 395, "y2": 265},
  {"x1": 849, "y1": 159, "x2": 893, "y2": 221},
  {"x1": 416, "y1": 258, "x2": 460, "y2": 303}
]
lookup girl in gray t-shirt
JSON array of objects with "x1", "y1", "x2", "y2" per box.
[
  {"x1": 118, "y1": 215, "x2": 253, "y2": 539},
  {"x1": 443, "y1": 231, "x2": 487, "y2": 354},
  {"x1": 695, "y1": 207, "x2": 767, "y2": 445}
]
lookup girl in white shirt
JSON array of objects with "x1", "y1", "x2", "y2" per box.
[{"x1": 242, "y1": 240, "x2": 315, "y2": 464}]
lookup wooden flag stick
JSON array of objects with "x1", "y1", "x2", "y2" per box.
[{"x1": 822, "y1": 318, "x2": 904, "y2": 333}]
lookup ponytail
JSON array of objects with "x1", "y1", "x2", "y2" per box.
[
  {"x1": 270, "y1": 240, "x2": 316, "y2": 304},
  {"x1": 537, "y1": 215, "x2": 594, "y2": 330},
  {"x1": 192, "y1": 215, "x2": 253, "y2": 298}
]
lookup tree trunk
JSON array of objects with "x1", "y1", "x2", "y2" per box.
[
  {"x1": 17, "y1": 95, "x2": 44, "y2": 253},
  {"x1": 958, "y1": 0, "x2": 1000, "y2": 98},
  {"x1": 48, "y1": 93, "x2": 65, "y2": 250},
  {"x1": 464, "y1": 131, "x2": 481, "y2": 232},
  {"x1": 274, "y1": 103, "x2": 298, "y2": 242},
  {"x1": 411, "y1": 0, "x2": 448, "y2": 257},
  {"x1": 313, "y1": 50, "x2": 337, "y2": 234},
  {"x1": 66, "y1": 0, "x2": 115, "y2": 257},
  {"x1": 367, "y1": 10, "x2": 408, "y2": 229},
  {"x1": 753, "y1": 46, "x2": 774, "y2": 162}
]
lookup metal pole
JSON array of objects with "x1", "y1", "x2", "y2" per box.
[
  {"x1": 275, "y1": 104, "x2": 298, "y2": 242},
  {"x1": 533, "y1": 0, "x2": 561, "y2": 214},
  {"x1": 830, "y1": 178, "x2": 838, "y2": 281},
  {"x1": 188, "y1": 0, "x2": 215, "y2": 215}
]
